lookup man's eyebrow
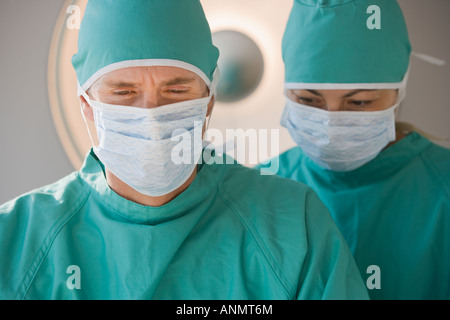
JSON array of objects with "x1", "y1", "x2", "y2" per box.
[
  {"x1": 104, "y1": 81, "x2": 138, "y2": 88},
  {"x1": 162, "y1": 77, "x2": 197, "y2": 86},
  {"x1": 342, "y1": 89, "x2": 376, "y2": 98},
  {"x1": 103, "y1": 77, "x2": 196, "y2": 88}
]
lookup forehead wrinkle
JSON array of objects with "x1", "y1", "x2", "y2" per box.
[
  {"x1": 162, "y1": 77, "x2": 197, "y2": 86},
  {"x1": 104, "y1": 80, "x2": 139, "y2": 88},
  {"x1": 101, "y1": 77, "x2": 198, "y2": 89}
]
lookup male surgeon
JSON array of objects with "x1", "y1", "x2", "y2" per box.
[
  {"x1": 259, "y1": 0, "x2": 450, "y2": 299},
  {"x1": 0, "y1": 0, "x2": 369, "y2": 299}
]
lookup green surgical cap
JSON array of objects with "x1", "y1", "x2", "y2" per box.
[
  {"x1": 282, "y1": 0, "x2": 411, "y2": 88},
  {"x1": 72, "y1": 0, "x2": 219, "y2": 90}
]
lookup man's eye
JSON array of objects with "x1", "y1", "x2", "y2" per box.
[
  {"x1": 168, "y1": 89, "x2": 188, "y2": 94},
  {"x1": 113, "y1": 90, "x2": 134, "y2": 96}
]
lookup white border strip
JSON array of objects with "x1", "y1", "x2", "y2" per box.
[
  {"x1": 285, "y1": 65, "x2": 411, "y2": 90},
  {"x1": 284, "y1": 81, "x2": 404, "y2": 90},
  {"x1": 81, "y1": 59, "x2": 212, "y2": 91}
]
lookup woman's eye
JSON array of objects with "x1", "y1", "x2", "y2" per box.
[
  {"x1": 297, "y1": 97, "x2": 314, "y2": 104},
  {"x1": 350, "y1": 100, "x2": 373, "y2": 106},
  {"x1": 297, "y1": 96, "x2": 324, "y2": 108},
  {"x1": 299, "y1": 97, "x2": 312, "y2": 103}
]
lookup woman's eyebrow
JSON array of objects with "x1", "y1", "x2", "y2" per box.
[
  {"x1": 306, "y1": 89, "x2": 322, "y2": 97},
  {"x1": 342, "y1": 89, "x2": 376, "y2": 98},
  {"x1": 304, "y1": 89, "x2": 377, "y2": 98}
]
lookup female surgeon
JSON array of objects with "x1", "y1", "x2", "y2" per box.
[{"x1": 259, "y1": 0, "x2": 450, "y2": 299}]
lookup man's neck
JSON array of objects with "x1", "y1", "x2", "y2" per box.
[{"x1": 105, "y1": 167, "x2": 198, "y2": 207}]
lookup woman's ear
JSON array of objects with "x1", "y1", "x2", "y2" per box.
[
  {"x1": 206, "y1": 94, "x2": 215, "y2": 117},
  {"x1": 79, "y1": 95, "x2": 94, "y2": 121},
  {"x1": 202, "y1": 95, "x2": 216, "y2": 137}
]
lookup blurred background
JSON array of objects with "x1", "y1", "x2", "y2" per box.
[{"x1": 1, "y1": 0, "x2": 449, "y2": 204}]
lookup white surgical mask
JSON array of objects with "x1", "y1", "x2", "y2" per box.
[
  {"x1": 80, "y1": 90, "x2": 212, "y2": 197},
  {"x1": 281, "y1": 98, "x2": 401, "y2": 172}
]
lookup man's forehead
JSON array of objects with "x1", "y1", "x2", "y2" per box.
[{"x1": 95, "y1": 66, "x2": 205, "y2": 87}]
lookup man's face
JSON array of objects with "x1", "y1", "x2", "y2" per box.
[
  {"x1": 286, "y1": 89, "x2": 398, "y2": 112},
  {"x1": 80, "y1": 66, "x2": 212, "y2": 120}
]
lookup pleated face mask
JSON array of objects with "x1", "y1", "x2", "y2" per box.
[
  {"x1": 281, "y1": 69, "x2": 409, "y2": 172},
  {"x1": 281, "y1": 97, "x2": 399, "y2": 172},
  {"x1": 80, "y1": 88, "x2": 212, "y2": 197}
]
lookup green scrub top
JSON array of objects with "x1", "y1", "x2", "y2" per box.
[
  {"x1": 0, "y1": 150, "x2": 368, "y2": 300},
  {"x1": 259, "y1": 132, "x2": 450, "y2": 299}
]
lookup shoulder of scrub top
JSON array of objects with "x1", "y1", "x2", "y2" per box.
[{"x1": 0, "y1": 170, "x2": 89, "y2": 299}]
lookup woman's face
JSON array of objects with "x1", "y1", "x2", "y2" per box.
[{"x1": 286, "y1": 89, "x2": 398, "y2": 112}]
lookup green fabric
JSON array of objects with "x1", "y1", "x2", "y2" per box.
[
  {"x1": 72, "y1": 0, "x2": 219, "y2": 87},
  {"x1": 257, "y1": 133, "x2": 450, "y2": 299},
  {"x1": 0, "y1": 151, "x2": 368, "y2": 300},
  {"x1": 282, "y1": 0, "x2": 411, "y2": 84}
]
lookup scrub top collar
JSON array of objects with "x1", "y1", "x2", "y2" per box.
[
  {"x1": 79, "y1": 149, "x2": 226, "y2": 225},
  {"x1": 303, "y1": 132, "x2": 431, "y2": 185}
]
